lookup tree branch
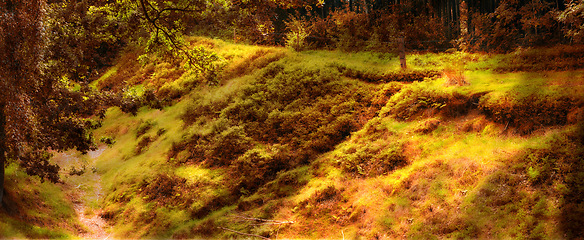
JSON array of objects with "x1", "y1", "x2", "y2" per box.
[
  {"x1": 154, "y1": 1, "x2": 200, "y2": 22},
  {"x1": 137, "y1": 0, "x2": 198, "y2": 69},
  {"x1": 218, "y1": 227, "x2": 271, "y2": 240},
  {"x1": 234, "y1": 215, "x2": 295, "y2": 225}
]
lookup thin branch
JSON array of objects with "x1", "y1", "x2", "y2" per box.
[
  {"x1": 150, "y1": 0, "x2": 199, "y2": 22},
  {"x1": 138, "y1": 0, "x2": 198, "y2": 68},
  {"x1": 218, "y1": 227, "x2": 271, "y2": 240},
  {"x1": 155, "y1": 2, "x2": 200, "y2": 22},
  {"x1": 234, "y1": 215, "x2": 295, "y2": 225}
]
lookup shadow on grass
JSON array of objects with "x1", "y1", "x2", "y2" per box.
[
  {"x1": 458, "y1": 122, "x2": 584, "y2": 239},
  {"x1": 504, "y1": 58, "x2": 584, "y2": 237},
  {"x1": 558, "y1": 122, "x2": 584, "y2": 239},
  {"x1": 0, "y1": 177, "x2": 72, "y2": 238}
]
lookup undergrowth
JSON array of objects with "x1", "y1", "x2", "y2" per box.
[{"x1": 77, "y1": 37, "x2": 584, "y2": 239}]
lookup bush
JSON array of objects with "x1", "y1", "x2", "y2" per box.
[
  {"x1": 306, "y1": 17, "x2": 336, "y2": 49},
  {"x1": 99, "y1": 136, "x2": 116, "y2": 146},
  {"x1": 285, "y1": 16, "x2": 311, "y2": 51},
  {"x1": 135, "y1": 135, "x2": 153, "y2": 155},
  {"x1": 521, "y1": 123, "x2": 584, "y2": 237},
  {"x1": 221, "y1": 62, "x2": 373, "y2": 151},
  {"x1": 492, "y1": 45, "x2": 584, "y2": 72},
  {"x1": 413, "y1": 118, "x2": 442, "y2": 134},
  {"x1": 119, "y1": 95, "x2": 141, "y2": 116},
  {"x1": 172, "y1": 61, "x2": 381, "y2": 201},
  {"x1": 140, "y1": 174, "x2": 187, "y2": 205},
  {"x1": 381, "y1": 82, "x2": 451, "y2": 120},
  {"x1": 523, "y1": 128, "x2": 584, "y2": 185},
  {"x1": 182, "y1": 95, "x2": 230, "y2": 125},
  {"x1": 167, "y1": 131, "x2": 211, "y2": 165},
  {"x1": 229, "y1": 146, "x2": 288, "y2": 193},
  {"x1": 371, "y1": 82, "x2": 404, "y2": 108},
  {"x1": 336, "y1": 141, "x2": 407, "y2": 177},
  {"x1": 479, "y1": 94, "x2": 576, "y2": 134},
  {"x1": 169, "y1": 123, "x2": 252, "y2": 166},
  {"x1": 329, "y1": 10, "x2": 370, "y2": 52},
  {"x1": 220, "y1": 49, "x2": 287, "y2": 81},
  {"x1": 209, "y1": 126, "x2": 252, "y2": 166},
  {"x1": 470, "y1": 0, "x2": 561, "y2": 52},
  {"x1": 330, "y1": 63, "x2": 441, "y2": 83},
  {"x1": 136, "y1": 120, "x2": 155, "y2": 138}
]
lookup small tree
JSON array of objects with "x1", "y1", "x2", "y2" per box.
[{"x1": 285, "y1": 16, "x2": 311, "y2": 51}]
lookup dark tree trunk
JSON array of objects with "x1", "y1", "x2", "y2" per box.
[{"x1": 0, "y1": 103, "x2": 6, "y2": 206}]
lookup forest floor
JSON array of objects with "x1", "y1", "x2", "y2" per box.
[{"x1": 53, "y1": 147, "x2": 111, "y2": 239}]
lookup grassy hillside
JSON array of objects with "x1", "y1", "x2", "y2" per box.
[
  {"x1": 4, "y1": 37, "x2": 582, "y2": 238},
  {"x1": 84, "y1": 37, "x2": 584, "y2": 239}
]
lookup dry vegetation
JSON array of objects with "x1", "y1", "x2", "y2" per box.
[{"x1": 3, "y1": 37, "x2": 584, "y2": 239}]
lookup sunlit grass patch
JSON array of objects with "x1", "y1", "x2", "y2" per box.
[
  {"x1": 302, "y1": 50, "x2": 399, "y2": 72},
  {"x1": 175, "y1": 165, "x2": 224, "y2": 185}
]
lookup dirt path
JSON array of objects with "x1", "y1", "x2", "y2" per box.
[
  {"x1": 53, "y1": 147, "x2": 111, "y2": 239},
  {"x1": 73, "y1": 196, "x2": 110, "y2": 239}
]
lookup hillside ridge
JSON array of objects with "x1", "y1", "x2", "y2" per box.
[{"x1": 2, "y1": 38, "x2": 583, "y2": 239}]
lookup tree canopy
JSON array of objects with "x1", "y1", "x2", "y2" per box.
[{"x1": 0, "y1": 0, "x2": 106, "y2": 204}]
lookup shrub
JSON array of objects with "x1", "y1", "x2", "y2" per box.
[
  {"x1": 167, "y1": 132, "x2": 211, "y2": 165},
  {"x1": 182, "y1": 95, "x2": 230, "y2": 125},
  {"x1": 558, "y1": 1, "x2": 584, "y2": 44},
  {"x1": 221, "y1": 62, "x2": 370, "y2": 149},
  {"x1": 523, "y1": 128, "x2": 584, "y2": 185},
  {"x1": 306, "y1": 17, "x2": 336, "y2": 49},
  {"x1": 296, "y1": 185, "x2": 347, "y2": 221},
  {"x1": 330, "y1": 63, "x2": 441, "y2": 83},
  {"x1": 520, "y1": 123, "x2": 584, "y2": 237},
  {"x1": 285, "y1": 16, "x2": 311, "y2": 51},
  {"x1": 443, "y1": 63, "x2": 468, "y2": 86},
  {"x1": 470, "y1": 0, "x2": 560, "y2": 52},
  {"x1": 136, "y1": 120, "x2": 155, "y2": 138},
  {"x1": 229, "y1": 146, "x2": 288, "y2": 193},
  {"x1": 336, "y1": 141, "x2": 407, "y2": 177},
  {"x1": 140, "y1": 174, "x2": 187, "y2": 205},
  {"x1": 479, "y1": 94, "x2": 576, "y2": 134},
  {"x1": 135, "y1": 135, "x2": 153, "y2": 155},
  {"x1": 100, "y1": 136, "x2": 116, "y2": 146},
  {"x1": 381, "y1": 82, "x2": 451, "y2": 120},
  {"x1": 491, "y1": 45, "x2": 584, "y2": 72},
  {"x1": 329, "y1": 10, "x2": 370, "y2": 52},
  {"x1": 304, "y1": 113, "x2": 358, "y2": 153},
  {"x1": 96, "y1": 50, "x2": 143, "y2": 92},
  {"x1": 209, "y1": 126, "x2": 252, "y2": 166},
  {"x1": 119, "y1": 94, "x2": 141, "y2": 116},
  {"x1": 371, "y1": 82, "x2": 404, "y2": 108},
  {"x1": 413, "y1": 118, "x2": 442, "y2": 134},
  {"x1": 174, "y1": 60, "x2": 380, "y2": 199},
  {"x1": 220, "y1": 49, "x2": 287, "y2": 81}
]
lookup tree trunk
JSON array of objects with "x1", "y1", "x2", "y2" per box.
[{"x1": 0, "y1": 103, "x2": 6, "y2": 206}]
